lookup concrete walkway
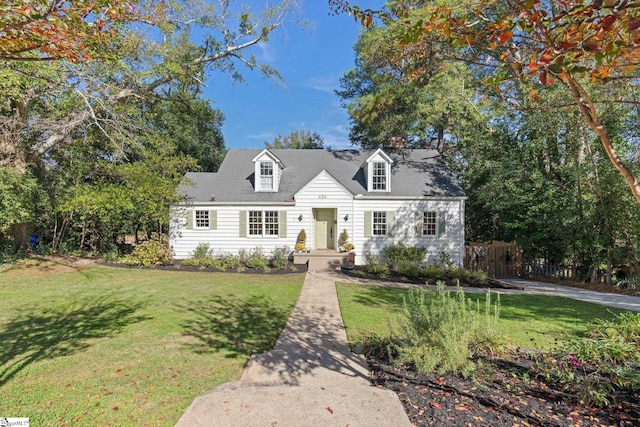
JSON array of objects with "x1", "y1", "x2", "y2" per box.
[
  {"x1": 175, "y1": 259, "x2": 411, "y2": 427},
  {"x1": 321, "y1": 271, "x2": 640, "y2": 313},
  {"x1": 499, "y1": 278, "x2": 640, "y2": 312}
]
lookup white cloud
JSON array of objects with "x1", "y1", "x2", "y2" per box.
[
  {"x1": 247, "y1": 131, "x2": 275, "y2": 141},
  {"x1": 303, "y1": 74, "x2": 341, "y2": 93},
  {"x1": 257, "y1": 42, "x2": 277, "y2": 63}
]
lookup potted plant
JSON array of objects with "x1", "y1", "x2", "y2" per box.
[{"x1": 295, "y1": 229, "x2": 307, "y2": 252}]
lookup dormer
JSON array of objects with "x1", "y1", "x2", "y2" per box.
[
  {"x1": 364, "y1": 148, "x2": 393, "y2": 192},
  {"x1": 252, "y1": 149, "x2": 284, "y2": 192}
]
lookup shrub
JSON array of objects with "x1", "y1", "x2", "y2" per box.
[
  {"x1": 396, "y1": 260, "x2": 421, "y2": 279},
  {"x1": 191, "y1": 243, "x2": 212, "y2": 260},
  {"x1": 218, "y1": 254, "x2": 241, "y2": 270},
  {"x1": 421, "y1": 264, "x2": 445, "y2": 282},
  {"x1": 367, "y1": 263, "x2": 389, "y2": 277},
  {"x1": 246, "y1": 247, "x2": 269, "y2": 270},
  {"x1": 448, "y1": 267, "x2": 470, "y2": 281},
  {"x1": 395, "y1": 283, "x2": 502, "y2": 378},
  {"x1": 532, "y1": 312, "x2": 640, "y2": 407},
  {"x1": 340, "y1": 229, "x2": 349, "y2": 243},
  {"x1": 351, "y1": 269, "x2": 365, "y2": 277},
  {"x1": 437, "y1": 251, "x2": 455, "y2": 269},
  {"x1": 383, "y1": 243, "x2": 426, "y2": 267},
  {"x1": 297, "y1": 229, "x2": 306, "y2": 243},
  {"x1": 120, "y1": 240, "x2": 173, "y2": 267},
  {"x1": 359, "y1": 332, "x2": 400, "y2": 359},
  {"x1": 271, "y1": 246, "x2": 290, "y2": 269},
  {"x1": 471, "y1": 269, "x2": 488, "y2": 282}
]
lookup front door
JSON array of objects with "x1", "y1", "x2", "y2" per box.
[{"x1": 314, "y1": 209, "x2": 334, "y2": 249}]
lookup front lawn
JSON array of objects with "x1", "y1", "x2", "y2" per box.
[
  {"x1": 336, "y1": 282, "x2": 629, "y2": 350},
  {"x1": 0, "y1": 260, "x2": 304, "y2": 426},
  {"x1": 336, "y1": 282, "x2": 639, "y2": 426}
]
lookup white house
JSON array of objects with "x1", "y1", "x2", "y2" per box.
[{"x1": 170, "y1": 148, "x2": 466, "y2": 266}]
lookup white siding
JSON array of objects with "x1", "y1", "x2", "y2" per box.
[
  {"x1": 170, "y1": 206, "x2": 297, "y2": 259},
  {"x1": 353, "y1": 198, "x2": 465, "y2": 266},
  {"x1": 294, "y1": 171, "x2": 355, "y2": 251}
]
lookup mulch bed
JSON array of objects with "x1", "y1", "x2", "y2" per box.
[
  {"x1": 370, "y1": 352, "x2": 640, "y2": 426},
  {"x1": 340, "y1": 266, "x2": 519, "y2": 289}
]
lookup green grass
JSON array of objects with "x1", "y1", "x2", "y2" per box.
[
  {"x1": 0, "y1": 260, "x2": 304, "y2": 426},
  {"x1": 337, "y1": 282, "x2": 631, "y2": 351}
]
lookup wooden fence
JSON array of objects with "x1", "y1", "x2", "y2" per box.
[
  {"x1": 464, "y1": 241, "x2": 523, "y2": 278},
  {"x1": 522, "y1": 261, "x2": 578, "y2": 281}
]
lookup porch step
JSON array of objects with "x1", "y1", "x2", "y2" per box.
[{"x1": 293, "y1": 250, "x2": 350, "y2": 271}]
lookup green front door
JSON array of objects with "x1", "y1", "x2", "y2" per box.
[{"x1": 314, "y1": 209, "x2": 334, "y2": 249}]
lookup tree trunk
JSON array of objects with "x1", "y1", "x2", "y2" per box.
[{"x1": 562, "y1": 74, "x2": 640, "y2": 203}]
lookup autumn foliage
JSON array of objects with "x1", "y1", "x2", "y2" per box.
[
  {"x1": 0, "y1": 0, "x2": 153, "y2": 61},
  {"x1": 338, "y1": 0, "x2": 640, "y2": 203}
]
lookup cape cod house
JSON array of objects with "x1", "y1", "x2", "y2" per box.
[{"x1": 170, "y1": 148, "x2": 466, "y2": 266}]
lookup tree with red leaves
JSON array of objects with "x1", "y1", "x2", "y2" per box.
[{"x1": 335, "y1": 0, "x2": 640, "y2": 203}]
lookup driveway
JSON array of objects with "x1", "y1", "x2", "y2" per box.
[{"x1": 498, "y1": 278, "x2": 640, "y2": 312}]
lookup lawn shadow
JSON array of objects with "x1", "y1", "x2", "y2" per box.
[
  {"x1": 179, "y1": 295, "x2": 290, "y2": 358},
  {"x1": 337, "y1": 282, "x2": 408, "y2": 310},
  {"x1": 0, "y1": 296, "x2": 149, "y2": 385}
]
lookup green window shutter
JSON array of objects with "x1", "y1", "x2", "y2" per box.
[
  {"x1": 387, "y1": 211, "x2": 395, "y2": 237},
  {"x1": 364, "y1": 211, "x2": 372, "y2": 238},
  {"x1": 438, "y1": 212, "x2": 446, "y2": 237},
  {"x1": 185, "y1": 211, "x2": 193, "y2": 229},
  {"x1": 279, "y1": 211, "x2": 287, "y2": 238},
  {"x1": 239, "y1": 210, "x2": 247, "y2": 237},
  {"x1": 415, "y1": 211, "x2": 423, "y2": 236},
  {"x1": 211, "y1": 210, "x2": 218, "y2": 230}
]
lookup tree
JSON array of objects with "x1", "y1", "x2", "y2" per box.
[
  {"x1": 335, "y1": 0, "x2": 640, "y2": 203},
  {"x1": 265, "y1": 130, "x2": 325, "y2": 149},
  {"x1": 1, "y1": 0, "x2": 299, "y2": 171},
  {"x1": 337, "y1": 15, "x2": 485, "y2": 152},
  {"x1": 0, "y1": 0, "x2": 150, "y2": 61},
  {"x1": 148, "y1": 94, "x2": 227, "y2": 172},
  {"x1": 1, "y1": 0, "x2": 302, "y2": 252}
]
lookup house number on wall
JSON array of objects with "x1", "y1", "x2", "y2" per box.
[{"x1": 318, "y1": 195, "x2": 327, "y2": 199}]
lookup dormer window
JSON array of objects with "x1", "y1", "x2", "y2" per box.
[
  {"x1": 365, "y1": 148, "x2": 392, "y2": 192},
  {"x1": 260, "y1": 161, "x2": 274, "y2": 191},
  {"x1": 252, "y1": 149, "x2": 283, "y2": 192},
  {"x1": 372, "y1": 162, "x2": 387, "y2": 191}
]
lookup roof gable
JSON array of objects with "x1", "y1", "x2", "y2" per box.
[
  {"x1": 294, "y1": 170, "x2": 353, "y2": 199},
  {"x1": 364, "y1": 148, "x2": 393, "y2": 165},
  {"x1": 251, "y1": 148, "x2": 284, "y2": 167}
]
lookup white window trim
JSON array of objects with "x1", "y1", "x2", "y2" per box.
[
  {"x1": 259, "y1": 161, "x2": 274, "y2": 191},
  {"x1": 372, "y1": 211, "x2": 387, "y2": 236},
  {"x1": 248, "y1": 210, "x2": 280, "y2": 237},
  {"x1": 368, "y1": 160, "x2": 391, "y2": 192},
  {"x1": 422, "y1": 211, "x2": 437, "y2": 236},
  {"x1": 194, "y1": 210, "x2": 210, "y2": 229}
]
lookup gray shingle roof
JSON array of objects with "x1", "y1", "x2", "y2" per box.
[{"x1": 180, "y1": 149, "x2": 465, "y2": 203}]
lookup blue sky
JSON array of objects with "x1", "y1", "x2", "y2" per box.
[{"x1": 203, "y1": 1, "x2": 383, "y2": 150}]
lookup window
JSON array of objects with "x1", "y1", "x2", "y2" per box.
[
  {"x1": 423, "y1": 211, "x2": 437, "y2": 236},
  {"x1": 195, "y1": 210, "x2": 209, "y2": 228},
  {"x1": 373, "y1": 211, "x2": 387, "y2": 235},
  {"x1": 259, "y1": 161, "x2": 274, "y2": 190},
  {"x1": 249, "y1": 210, "x2": 279, "y2": 236},
  {"x1": 249, "y1": 211, "x2": 263, "y2": 236},
  {"x1": 264, "y1": 211, "x2": 279, "y2": 235},
  {"x1": 372, "y1": 162, "x2": 387, "y2": 190}
]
